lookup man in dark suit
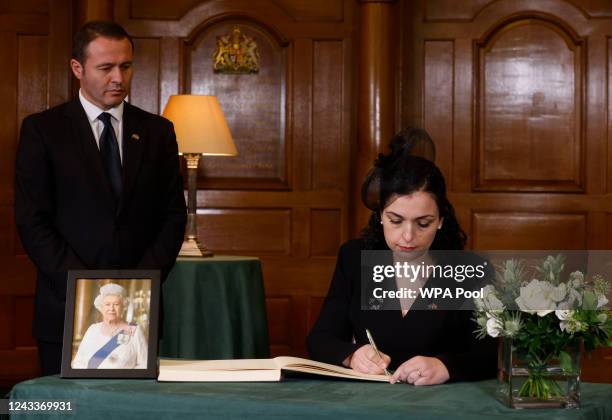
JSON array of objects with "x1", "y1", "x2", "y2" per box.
[{"x1": 15, "y1": 21, "x2": 187, "y2": 375}]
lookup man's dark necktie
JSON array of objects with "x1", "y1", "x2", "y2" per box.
[{"x1": 98, "y1": 112, "x2": 123, "y2": 201}]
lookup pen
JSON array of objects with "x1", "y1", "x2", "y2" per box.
[{"x1": 365, "y1": 328, "x2": 391, "y2": 376}]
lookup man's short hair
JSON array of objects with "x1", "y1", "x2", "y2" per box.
[{"x1": 72, "y1": 20, "x2": 134, "y2": 64}]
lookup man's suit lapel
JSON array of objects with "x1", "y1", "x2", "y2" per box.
[
  {"x1": 120, "y1": 102, "x2": 145, "y2": 214},
  {"x1": 64, "y1": 99, "x2": 116, "y2": 212}
]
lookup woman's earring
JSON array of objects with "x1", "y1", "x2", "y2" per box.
[
  {"x1": 380, "y1": 221, "x2": 383, "y2": 225},
  {"x1": 437, "y1": 224, "x2": 442, "y2": 230}
]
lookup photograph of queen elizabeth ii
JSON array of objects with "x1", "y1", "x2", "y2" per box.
[
  {"x1": 71, "y1": 282, "x2": 149, "y2": 369},
  {"x1": 61, "y1": 270, "x2": 160, "y2": 378}
]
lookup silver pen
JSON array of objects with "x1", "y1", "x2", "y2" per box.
[{"x1": 365, "y1": 328, "x2": 391, "y2": 376}]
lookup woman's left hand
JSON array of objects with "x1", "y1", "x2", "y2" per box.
[{"x1": 390, "y1": 356, "x2": 449, "y2": 385}]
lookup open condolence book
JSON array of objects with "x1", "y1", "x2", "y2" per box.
[{"x1": 158, "y1": 357, "x2": 389, "y2": 382}]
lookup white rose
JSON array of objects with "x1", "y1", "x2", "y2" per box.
[
  {"x1": 515, "y1": 279, "x2": 557, "y2": 316},
  {"x1": 569, "y1": 271, "x2": 584, "y2": 288},
  {"x1": 555, "y1": 309, "x2": 574, "y2": 321},
  {"x1": 567, "y1": 289, "x2": 582, "y2": 307},
  {"x1": 483, "y1": 285, "x2": 505, "y2": 313},
  {"x1": 486, "y1": 316, "x2": 504, "y2": 338},
  {"x1": 597, "y1": 313, "x2": 607, "y2": 324},
  {"x1": 597, "y1": 295, "x2": 609, "y2": 309},
  {"x1": 556, "y1": 300, "x2": 571, "y2": 310},
  {"x1": 551, "y1": 283, "x2": 567, "y2": 302}
]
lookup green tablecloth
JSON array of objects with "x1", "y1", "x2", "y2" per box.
[
  {"x1": 9, "y1": 375, "x2": 612, "y2": 419},
  {"x1": 160, "y1": 256, "x2": 269, "y2": 359}
]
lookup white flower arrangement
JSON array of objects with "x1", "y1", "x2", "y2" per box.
[{"x1": 473, "y1": 255, "x2": 611, "y2": 400}]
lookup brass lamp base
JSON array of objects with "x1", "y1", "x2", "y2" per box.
[{"x1": 179, "y1": 238, "x2": 213, "y2": 257}]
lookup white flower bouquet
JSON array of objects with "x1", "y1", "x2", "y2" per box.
[{"x1": 473, "y1": 255, "x2": 611, "y2": 403}]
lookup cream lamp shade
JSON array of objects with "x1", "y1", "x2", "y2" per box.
[{"x1": 162, "y1": 95, "x2": 238, "y2": 156}]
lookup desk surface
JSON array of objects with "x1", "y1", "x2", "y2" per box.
[{"x1": 10, "y1": 375, "x2": 612, "y2": 420}]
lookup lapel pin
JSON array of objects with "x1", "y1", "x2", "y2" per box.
[{"x1": 131, "y1": 133, "x2": 140, "y2": 141}]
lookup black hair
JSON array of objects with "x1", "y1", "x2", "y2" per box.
[
  {"x1": 360, "y1": 138, "x2": 466, "y2": 250},
  {"x1": 72, "y1": 20, "x2": 134, "y2": 65}
]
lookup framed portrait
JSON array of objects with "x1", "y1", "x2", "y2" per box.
[{"x1": 61, "y1": 270, "x2": 160, "y2": 378}]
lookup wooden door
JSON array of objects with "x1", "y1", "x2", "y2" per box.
[{"x1": 400, "y1": 0, "x2": 612, "y2": 382}]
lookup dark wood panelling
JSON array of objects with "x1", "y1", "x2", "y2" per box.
[
  {"x1": 129, "y1": 0, "x2": 345, "y2": 22},
  {"x1": 472, "y1": 212, "x2": 587, "y2": 250},
  {"x1": 0, "y1": 256, "x2": 36, "y2": 295},
  {"x1": 130, "y1": 0, "x2": 201, "y2": 19},
  {"x1": 274, "y1": 0, "x2": 344, "y2": 21},
  {"x1": 197, "y1": 209, "x2": 291, "y2": 254},
  {"x1": 0, "y1": 14, "x2": 49, "y2": 34},
  {"x1": 424, "y1": 40, "x2": 453, "y2": 182},
  {"x1": 312, "y1": 40, "x2": 343, "y2": 190},
  {"x1": 266, "y1": 296, "x2": 291, "y2": 348},
  {"x1": 159, "y1": 37, "x2": 180, "y2": 113},
  {"x1": 1, "y1": 0, "x2": 48, "y2": 13},
  {"x1": 292, "y1": 38, "x2": 314, "y2": 192},
  {"x1": 0, "y1": 296, "x2": 13, "y2": 349},
  {"x1": 15, "y1": 296, "x2": 36, "y2": 347},
  {"x1": 423, "y1": 0, "x2": 612, "y2": 23},
  {"x1": 130, "y1": 38, "x2": 160, "y2": 114},
  {"x1": 582, "y1": 346, "x2": 612, "y2": 383},
  {"x1": 310, "y1": 209, "x2": 341, "y2": 257},
  {"x1": 0, "y1": 32, "x2": 17, "y2": 208},
  {"x1": 476, "y1": 18, "x2": 583, "y2": 192},
  {"x1": 188, "y1": 21, "x2": 288, "y2": 188},
  {"x1": 48, "y1": 0, "x2": 71, "y2": 107},
  {"x1": 18, "y1": 36, "x2": 48, "y2": 128},
  {"x1": 0, "y1": 348, "x2": 39, "y2": 386},
  {"x1": 609, "y1": 38, "x2": 612, "y2": 194},
  {"x1": 425, "y1": 0, "x2": 493, "y2": 22},
  {"x1": 607, "y1": 214, "x2": 612, "y2": 249},
  {"x1": 0, "y1": 207, "x2": 12, "y2": 256},
  {"x1": 307, "y1": 296, "x2": 325, "y2": 331}
]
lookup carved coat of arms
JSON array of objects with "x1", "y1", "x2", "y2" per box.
[{"x1": 213, "y1": 26, "x2": 260, "y2": 74}]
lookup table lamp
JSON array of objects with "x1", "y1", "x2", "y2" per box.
[{"x1": 162, "y1": 95, "x2": 238, "y2": 257}]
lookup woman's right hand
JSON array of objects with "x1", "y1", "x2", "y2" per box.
[{"x1": 346, "y1": 344, "x2": 391, "y2": 374}]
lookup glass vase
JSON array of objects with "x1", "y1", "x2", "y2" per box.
[{"x1": 497, "y1": 337, "x2": 581, "y2": 409}]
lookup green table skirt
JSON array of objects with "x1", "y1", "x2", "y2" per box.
[
  {"x1": 160, "y1": 256, "x2": 269, "y2": 359},
  {"x1": 9, "y1": 375, "x2": 612, "y2": 419}
]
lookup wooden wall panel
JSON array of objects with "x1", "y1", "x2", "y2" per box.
[
  {"x1": 0, "y1": 32, "x2": 18, "y2": 208},
  {"x1": 130, "y1": 0, "x2": 201, "y2": 19},
  {"x1": 0, "y1": 0, "x2": 75, "y2": 386},
  {"x1": 312, "y1": 41, "x2": 343, "y2": 190},
  {"x1": 187, "y1": 21, "x2": 287, "y2": 188},
  {"x1": 423, "y1": 40, "x2": 454, "y2": 182},
  {"x1": 130, "y1": 38, "x2": 160, "y2": 114},
  {"x1": 196, "y1": 209, "x2": 291, "y2": 254},
  {"x1": 14, "y1": 297, "x2": 36, "y2": 347},
  {"x1": 1, "y1": 0, "x2": 49, "y2": 14},
  {"x1": 310, "y1": 209, "x2": 341, "y2": 257},
  {"x1": 476, "y1": 19, "x2": 583, "y2": 192},
  {"x1": 266, "y1": 296, "x2": 291, "y2": 355},
  {"x1": 18, "y1": 36, "x2": 49, "y2": 126},
  {"x1": 609, "y1": 38, "x2": 612, "y2": 194},
  {"x1": 607, "y1": 214, "x2": 612, "y2": 249},
  {"x1": 0, "y1": 296, "x2": 13, "y2": 350},
  {"x1": 425, "y1": 0, "x2": 493, "y2": 21},
  {"x1": 472, "y1": 212, "x2": 587, "y2": 250}
]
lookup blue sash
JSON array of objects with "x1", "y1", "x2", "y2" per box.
[{"x1": 87, "y1": 333, "x2": 121, "y2": 369}]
